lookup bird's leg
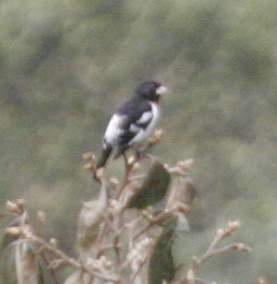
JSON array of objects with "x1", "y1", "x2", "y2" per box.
[
  {"x1": 123, "y1": 152, "x2": 129, "y2": 173},
  {"x1": 135, "y1": 145, "x2": 155, "y2": 162},
  {"x1": 117, "y1": 152, "x2": 130, "y2": 198},
  {"x1": 135, "y1": 145, "x2": 148, "y2": 161},
  {"x1": 135, "y1": 148, "x2": 144, "y2": 160}
]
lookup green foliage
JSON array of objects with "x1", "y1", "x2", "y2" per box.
[{"x1": 0, "y1": 0, "x2": 277, "y2": 283}]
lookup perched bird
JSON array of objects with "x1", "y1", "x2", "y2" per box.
[{"x1": 97, "y1": 81, "x2": 168, "y2": 168}]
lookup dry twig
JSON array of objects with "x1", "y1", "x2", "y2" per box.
[
  {"x1": 1, "y1": 130, "x2": 252, "y2": 284},
  {"x1": 175, "y1": 221, "x2": 252, "y2": 284}
]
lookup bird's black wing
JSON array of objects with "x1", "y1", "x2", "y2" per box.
[{"x1": 117, "y1": 97, "x2": 153, "y2": 145}]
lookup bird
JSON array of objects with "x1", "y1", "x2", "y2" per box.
[{"x1": 97, "y1": 81, "x2": 168, "y2": 168}]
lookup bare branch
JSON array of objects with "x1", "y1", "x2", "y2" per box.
[
  {"x1": 2, "y1": 137, "x2": 253, "y2": 284},
  {"x1": 175, "y1": 221, "x2": 252, "y2": 284}
]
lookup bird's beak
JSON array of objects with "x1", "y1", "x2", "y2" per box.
[{"x1": 156, "y1": 85, "x2": 168, "y2": 95}]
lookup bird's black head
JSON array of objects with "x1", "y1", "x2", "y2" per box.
[{"x1": 135, "y1": 81, "x2": 168, "y2": 102}]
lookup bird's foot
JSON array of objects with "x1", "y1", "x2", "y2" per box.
[{"x1": 135, "y1": 148, "x2": 150, "y2": 161}]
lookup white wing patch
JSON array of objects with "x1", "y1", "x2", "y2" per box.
[
  {"x1": 104, "y1": 114, "x2": 125, "y2": 145},
  {"x1": 128, "y1": 102, "x2": 160, "y2": 146},
  {"x1": 130, "y1": 124, "x2": 140, "y2": 132},
  {"x1": 137, "y1": 111, "x2": 152, "y2": 124}
]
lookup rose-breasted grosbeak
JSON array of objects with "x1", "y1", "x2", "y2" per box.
[{"x1": 97, "y1": 81, "x2": 168, "y2": 168}]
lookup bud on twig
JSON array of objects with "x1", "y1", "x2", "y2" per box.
[
  {"x1": 82, "y1": 152, "x2": 94, "y2": 161},
  {"x1": 228, "y1": 220, "x2": 241, "y2": 230},
  {"x1": 110, "y1": 177, "x2": 119, "y2": 186},
  {"x1": 128, "y1": 156, "x2": 136, "y2": 166},
  {"x1": 37, "y1": 211, "x2": 47, "y2": 224},
  {"x1": 186, "y1": 269, "x2": 195, "y2": 282},
  {"x1": 5, "y1": 226, "x2": 22, "y2": 236},
  {"x1": 6, "y1": 199, "x2": 25, "y2": 215},
  {"x1": 148, "y1": 129, "x2": 164, "y2": 145},
  {"x1": 6, "y1": 200, "x2": 19, "y2": 213},
  {"x1": 49, "y1": 238, "x2": 58, "y2": 247}
]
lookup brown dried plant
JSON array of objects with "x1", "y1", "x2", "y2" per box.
[{"x1": 1, "y1": 129, "x2": 251, "y2": 284}]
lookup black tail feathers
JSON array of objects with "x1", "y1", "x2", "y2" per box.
[{"x1": 97, "y1": 145, "x2": 112, "y2": 169}]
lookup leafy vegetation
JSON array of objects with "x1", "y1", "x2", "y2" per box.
[{"x1": 0, "y1": 0, "x2": 277, "y2": 283}]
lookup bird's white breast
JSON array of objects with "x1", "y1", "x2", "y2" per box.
[{"x1": 104, "y1": 114, "x2": 125, "y2": 146}]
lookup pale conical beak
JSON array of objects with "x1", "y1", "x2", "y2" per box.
[{"x1": 156, "y1": 85, "x2": 168, "y2": 95}]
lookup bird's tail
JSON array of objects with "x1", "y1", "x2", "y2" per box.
[{"x1": 97, "y1": 145, "x2": 112, "y2": 169}]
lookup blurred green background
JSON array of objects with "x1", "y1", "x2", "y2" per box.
[{"x1": 0, "y1": 0, "x2": 277, "y2": 283}]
